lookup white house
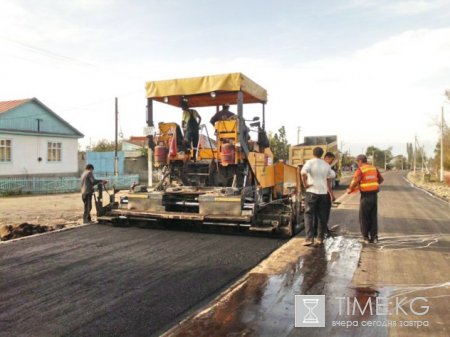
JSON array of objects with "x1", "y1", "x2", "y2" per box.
[{"x1": 0, "y1": 98, "x2": 83, "y2": 177}]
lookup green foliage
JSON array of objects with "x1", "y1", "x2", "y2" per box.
[
  {"x1": 406, "y1": 143, "x2": 414, "y2": 169},
  {"x1": 393, "y1": 155, "x2": 406, "y2": 170},
  {"x1": 88, "y1": 139, "x2": 122, "y2": 152},
  {"x1": 365, "y1": 146, "x2": 393, "y2": 168},
  {"x1": 340, "y1": 151, "x2": 355, "y2": 168},
  {"x1": 268, "y1": 126, "x2": 290, "y2": 162},
  {"x1": 413, "y1": 146, "x2": 427, "y2": 169},
  {"x1": 140, "y1": 147, "x2": 149, "y2": 158},
  {"x1": 434, "y1": 125, "x2": 450, "y2": 170}
]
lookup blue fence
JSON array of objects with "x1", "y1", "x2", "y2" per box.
[
  {"x1": 0, "y1": 175, "x2": 139, "y2": 194},
  {"x1": 86, "y1": 151, "x2": 125, "y2": 175}
]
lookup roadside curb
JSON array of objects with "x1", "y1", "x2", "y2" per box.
[{"x1": 404, "y1": 176, "x2": 450, "y2": 206}]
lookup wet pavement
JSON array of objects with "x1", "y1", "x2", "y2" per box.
[
  {"x1": 164, "y1": 236, "x2": 371, "y2": 337},
  {"x1": 164, "y1": 172, "x2": 450, "y2": 337}
]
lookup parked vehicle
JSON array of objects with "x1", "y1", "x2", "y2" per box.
[{"x1": 289, "y1": 135, "x2": 341, "y2": 187}]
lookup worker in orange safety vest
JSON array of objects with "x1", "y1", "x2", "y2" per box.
[{"x1": 347, "y1": 154, "x2": 384, "y2": 244}]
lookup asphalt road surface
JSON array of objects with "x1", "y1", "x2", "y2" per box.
[
  {"x1": 293, "y1": 171, "x2": 450, "y2": 337},
  {"x1": 163, "y1": 171, "x2": 450, "y2": 337},
  {"x1": 1, "y1": 171, "x2": 448, "y2": 337},
  {"x1": 0, "y1": 226, "x2": 286, "y2": 337}
]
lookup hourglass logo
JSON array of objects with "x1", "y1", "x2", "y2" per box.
[{"x1": 295, "y1": 295, "x2": 325, "y2": 327}]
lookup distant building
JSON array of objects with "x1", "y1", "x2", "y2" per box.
[
  {"x1": 0, "y1": 98, "x2": 83, "y2": 177},
  {"x1": 122, "y1": 136, "x2": 148, "y2": 152}
]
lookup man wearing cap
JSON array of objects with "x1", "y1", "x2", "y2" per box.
[
  {"x1": 301, "y1": 147, "x2": 336, "y2": 246},
  {"x1": 347, "y1": 154, "x2": 384, "y2": 244},
  {"x1": 209, "y1": 104, "x2": 236, "y2": 126}
]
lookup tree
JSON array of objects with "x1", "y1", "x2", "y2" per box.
[
  {"x1": 393, "y1": 155, "x2": 406, "y2": 170},
  {"x1": 406, "y1": 143, "x2": 414, "y2": 169},
  {"x1": 340, "y1": 151, "x2": 355, "y2": 169},
  {"x1": 87, "y1": 139, "x2": 122, "y2": 152},
  {"x1": 365, "y1": 146, "x2": 393, "y2": 168},
  {"x1": 268, "y1": 126, "x2": 290, "y2": 162},
  {"x1": 414, "y1": 145, "x2": 427, "y2": 170},
  {"x1": 434, "y1": 124, "x2": 450, "y2": 170}
]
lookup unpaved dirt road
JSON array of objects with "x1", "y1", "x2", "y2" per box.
[
  {"x1": 0, "y1": 225, "x2": 285, "y2": 337},
  {"x1": 0, "y1": 193, "x2": 83, "y2": 228}
]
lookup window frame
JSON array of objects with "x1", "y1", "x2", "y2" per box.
[
  {"x1": 0, "y1": 139, "x2": 12, "y2": 162},
  {"x1": 47, "y1": 141, "x2": 62, "y2": 162}
]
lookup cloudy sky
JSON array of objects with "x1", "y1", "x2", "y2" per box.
[{"x1": 1, "y1": 0, "x2": 450, "y2": 156}]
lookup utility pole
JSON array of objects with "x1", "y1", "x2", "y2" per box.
[
  {"x1": 297, "y1": 126, "x2": 301, "y2": 144},
  {"x1": 440, "y1": 106, "x2": 444, "y2": 182},
  {"x1": 114, "y1": 97, "x2": 119, "y2": 176},
  {"x1": 147, "y1": 98, "x2": 154, "y2": 187}
]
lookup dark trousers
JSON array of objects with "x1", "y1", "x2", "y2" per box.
[
  {"x1": 185, "y1": 128, "x2": 199, "y2": 158},
  {"x1": 305, "y1": 192, "x2": 329, "y2": 240},
  {"x1": 314, "y1": 193, "x2": 332, "y2": 236},
  {"x1": 82, "y1": 193, "x2": 93, "y2": 224},
  {"x1": 359, "y1": 192, "x2": 378, "y2": 239}
]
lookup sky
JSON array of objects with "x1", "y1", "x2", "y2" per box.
[{"x1": 1, "y1": 0, "x2": 450, "y2": 157}]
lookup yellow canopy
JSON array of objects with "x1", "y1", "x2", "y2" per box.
[{"x1": 145, "y1": 72, "x2": 267, "y2": 107}]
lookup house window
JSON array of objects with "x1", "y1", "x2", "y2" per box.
[
  {"x1": 47, "y1": 142, "x2": 62, "y2": 162},
  {"x1": 0, "y1": 139, "x2": 11, "y2": 162}
]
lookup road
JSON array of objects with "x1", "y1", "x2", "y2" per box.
[
  {"x1": 1, "y1": 171, "x2": 448, "y2": 337},
  {"x1": 0, "y1": 226, "x2": 285, "y2": 337},
  {"x1": 164, "y1": 171, "x2": 450, "y2": 337}
]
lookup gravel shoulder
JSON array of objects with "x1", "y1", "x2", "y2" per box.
[{"x1": 406, "y1": 171, "x2": 450, "y2": 202}]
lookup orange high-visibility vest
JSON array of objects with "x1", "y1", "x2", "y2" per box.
[{"x1": 358, "y1": 164, "x2": 380, "y2": 192}]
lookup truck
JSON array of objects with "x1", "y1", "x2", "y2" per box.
[
  {"x1": 289, "y1": 135, "x2": 341, "y2": 187},
  {"x1": 97, "y1": 73, "x2": 303, "y2": 237}
]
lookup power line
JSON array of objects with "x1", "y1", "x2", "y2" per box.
[
  {"x1": 1, "y1": 36, "x2": 147, "y2": 82},
  {"x1": 1, "y1": 36, "x2": 96, "y2": 67}
]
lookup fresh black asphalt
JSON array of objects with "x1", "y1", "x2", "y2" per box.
[{"x1": 0, "y1": 225, "x2": 286, "y2": 337}]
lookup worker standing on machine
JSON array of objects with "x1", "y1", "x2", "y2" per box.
[
  {"x1": 181, "y1": 100, "x2": 202, "y2": 160},
  {"x1": 209, "y1": 103, "x2": 236, "y2": 125}
]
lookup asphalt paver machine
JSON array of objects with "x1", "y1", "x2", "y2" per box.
[{"x1": 99, "y1": 73, "x2": 303, "y2": 237}]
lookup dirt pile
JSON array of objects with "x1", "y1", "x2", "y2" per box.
[{"x1": 0, "y1": 223, "x2": 65, "y2": 241}]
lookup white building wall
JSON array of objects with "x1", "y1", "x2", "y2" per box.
[{"x1": 0, "y1": 134, "x2": 79, "y2": 176}]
